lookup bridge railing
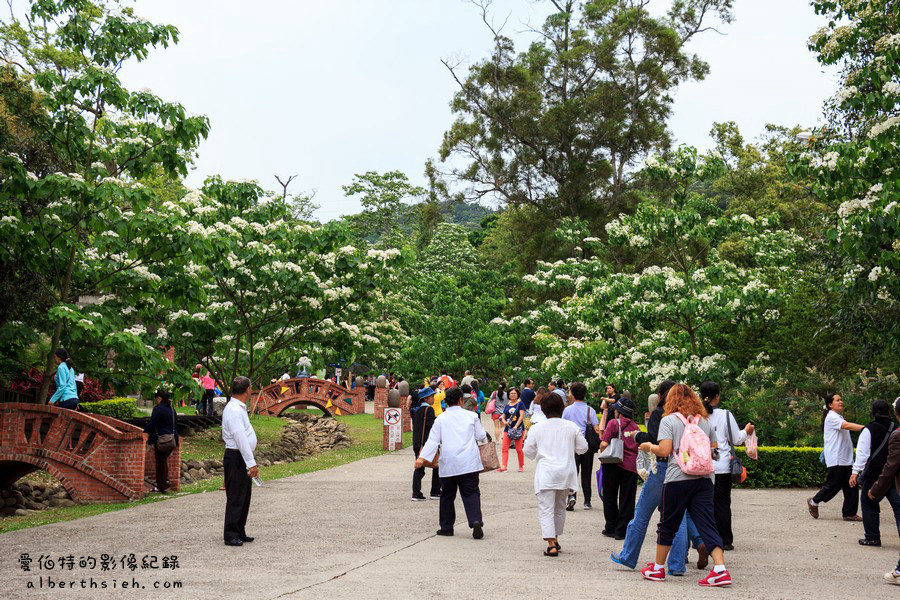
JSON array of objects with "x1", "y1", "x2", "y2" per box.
[
  {"x1": 255, "y1": 377, "x2": 366, "y2": 416},
  {"x1": 0, "y1": 403, "x2": 147, "y2": 502}
]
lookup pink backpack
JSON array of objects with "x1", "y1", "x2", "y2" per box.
[{"x1": 673, "y1": 413, "x2": 714, "y2": 476}]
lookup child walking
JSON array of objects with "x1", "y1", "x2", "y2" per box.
[
  {"x1": 523, "y1": 392, "x2": 588, "y2": 556},
  {"x1": 639, "y1": 383, "x2": 731, "y2": 587}
]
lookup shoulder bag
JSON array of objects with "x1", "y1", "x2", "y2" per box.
[
  {"x1": 725, "y1": 411, "x2": 746, "y2": 484},
  {"x1": 598, "y1": 418, "x2": 624, "y2": 464},
  {"x1": 155, "y1": 407, "x2": 177, "y2": 453},
  {"x1": 584, "y1": 408, "x2": 601, "y2": 454},
  {"x1": 506, "y1": 404, "x2": 524, "y2": 440}
]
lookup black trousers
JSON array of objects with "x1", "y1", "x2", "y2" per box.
[
  {"x1": 439, "y1": 472, "x2": 482, "y2": 533},
  {"x1": 812, "y1": 465, "x2": 859, "y2": 517},
  {"x1": 713, "y1": 474, "x2": 734, "y2": 546},
  {"x1": 202, "y1": 389, "x2": 215, "y2": 416},
  {"x1": 154, "y1": 446, "x2": 174, "y2": 492},
  {"x1": 413, "y1": 446, "x2": 441, "y2": 497},
  {"x1": 572, "y1": 452, "x2": 596, "y2": 503},
  {"x1": 601, "y1": 464, "x2": 638, "y2": 537},
  {"x1": 223, "y1": 449, "x2": 252, "y2": 542},
  {"x1": 860, "y1": 478, "x2": 900, "y2": 541},
  {"x1": 658, "y1": 478, "x2": 723, "y2": 551}
]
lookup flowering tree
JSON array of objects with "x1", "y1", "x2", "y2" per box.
[
  {"x1": 0, "y1": 1, "x2": 209, "y2": 400},
  {"x1": 158, "y1": 177, "x2": 405, "y2": 392},
  {"x1": 795, "y1": 1, "x2": 899, "y2": 350},
  {"x1": 502, "y1": 147, "x2": 802, "y2": 391}
]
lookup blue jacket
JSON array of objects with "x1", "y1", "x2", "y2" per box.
[{"x1": 49, "y1": 364, "x2": 78, "y2": 405}]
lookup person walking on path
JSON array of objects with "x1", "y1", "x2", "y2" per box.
[
  {"x1": 471, "y1": 380, "x2": 484, "y2": 414},
  {"x1": 144, "y1": 389, "x2": 179, "y2": 493},
  {"x1": 221, "y1": 377, "x2": 258, "y2": 547},
  {"x1": 490, "y1": 382, "x2": 508, "y2": 441},
  {"x1": 639, "y1": 383, "x2": 732, "y2": 587},
  {"x1": 523, "y1": 392, "x2": 588, "y2": 557},
  {"x1": 562, "y1": 382, "x2": 599, "y2": 510},
  {"x1": 412, "y1": 387, "x2": 441, "y2": 501},
  {"x1": 416, "y1": 387, "x2": 487, "y2": 539},
  {"x1": 701, "y1": 381, "x2": 755, "y2": 550},
  {"x1": 529, "y1": 386, "x2": 548, "y2": 426},
  {"x1": 520, "y1": 378, "x2": 536, "y2": 410},
  {"x1": 462, "y1": 384, "x2": 479, "y2": 413},
  {"x1": 867, "y1": 397, "x2": 900, "y2": 586},
  {"x1": 48, "y1": 348, "x2": 78, "y2": 409},
  {"x1": 610, "y1": 380, "x2": 691, "y2": 576},
  {"x1": 850, "y1": 399, "x2": 898, "y2": 546},
  {"x1": 809, "y1": 393, "x2": 864, "y2": 520},
  {"x1": 500, "y1": 387, "x2": 526, "y2": 472},
  {"x1": 599, "y1": 397, "x2": 640, "y2": 540}
]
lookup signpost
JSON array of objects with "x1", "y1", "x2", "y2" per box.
[{"x1": 383, "y1": 407, "x2": 402, "y2": 451}]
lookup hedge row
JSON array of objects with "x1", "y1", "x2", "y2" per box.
[
  {"x1": 734, "y1": 447, "x2": 826, "y2": 488},
  {"x1": 79, "y1": 397, "x2": 138, "y2": 420}
]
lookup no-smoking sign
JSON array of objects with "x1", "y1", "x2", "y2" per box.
[{"x1": 384, "y1": 408, "x2": 401, "y2": 425}]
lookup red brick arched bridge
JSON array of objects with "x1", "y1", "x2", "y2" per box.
[
  {"x1": 254, "y1": 378, "x2": 366, "y2": 417},
  {"x1": 0, "y1": 403, "x2": 175, "y2": 503}
]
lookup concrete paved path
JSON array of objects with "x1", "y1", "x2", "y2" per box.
[{"x1": 1, "y1": 420, "x2": 897, "y2": 599}]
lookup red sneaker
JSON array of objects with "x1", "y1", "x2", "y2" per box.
[
  {"x1": 699, "y1": 568, "x2": 732, "y2": 587},
  {"x1": 641, "y1": 563, "x2": 666, "y2": 582}
]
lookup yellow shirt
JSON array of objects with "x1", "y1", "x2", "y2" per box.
[{"x1": 432, "y1": 392, "x2": 444, "y2": 416}]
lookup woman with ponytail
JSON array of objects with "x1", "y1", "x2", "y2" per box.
[
  {"x1": 808, "y1": 393, "x2": 864, "y2": 520},
  {"x1": 48, "y1": 348, "x2": 79, "y2": 409}
]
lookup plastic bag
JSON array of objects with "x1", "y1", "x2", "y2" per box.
[
  {"x1": 745, "y1": 431, "x2": 758, "y2": 460},
  {"x1": 636, "y1": 450, "x2": 657, "y2": 481},
  {"x1": 596, "y1": 466, "x2": 603, "y2": 493}
]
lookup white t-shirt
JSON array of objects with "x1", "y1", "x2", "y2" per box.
[
  {"x1": 523, "y1": 418, "x2": 588, "y2": 494},
  {"x1": 823, "y1": 410, "x2": 853, "y2": 467}
]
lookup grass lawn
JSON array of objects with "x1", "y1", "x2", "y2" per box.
[{"x1": 0, "y1": 412, "x2": 411, "y2": 535}]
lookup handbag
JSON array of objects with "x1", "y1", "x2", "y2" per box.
[
  {"x1": 598, "y1": 418, "x2": 625, "y2": 464},
  {"x1": 505, "y1": 404, "x2": 524, "y2": 440},
  {"x1": 485, "y1": 392, "x2": 496, "y2": 415},
  {"x1": 479, "y1": 433, "x2": 499, "y2": 473},
  {"x1": 155, "y1": 407, "x2": 177, "y2": 453},
  {"x1": 416, "y1": 406, "x2": 439, "y2": 468},
  {"x1": 724, "y1": 411, "x2": 747, "y2": 484}
]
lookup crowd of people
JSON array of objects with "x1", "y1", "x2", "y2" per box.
[
  {"x1": 407, "y1": 370, "x2": 900, "y2": 588},
  {"x1": 38, "y1": 351, "x2": 900, "y2": 586}
]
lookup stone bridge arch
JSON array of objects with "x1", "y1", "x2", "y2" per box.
[
  {"x1": 254, "y1": 378, "x2": 366, "y2": 417},
  {"x1": 0, "y1": 403, "x2": 148, "y2": 502}
]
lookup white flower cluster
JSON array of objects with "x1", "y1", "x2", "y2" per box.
[
  {"x1": 124, "y1": 324, "x2": 147, "y2": 337},
  {"x1": 869, "y1": 116, "x2": 900, "y2": 139}
]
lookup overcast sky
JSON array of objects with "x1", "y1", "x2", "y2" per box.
[{"x1": 121, "y1": 0, "x2": 836, "y2": 222}]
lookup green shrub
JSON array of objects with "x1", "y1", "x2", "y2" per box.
[
  {"x1": 734, "y1": 446, "x2": 826, "y2": 488},
  {"x1": 79, "y1": 397, "x2": 138, "y2": 420}
]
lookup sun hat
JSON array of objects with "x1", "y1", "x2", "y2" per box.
[{"x1": 418, "y1": 387, "x2": 436, "y2": 401}]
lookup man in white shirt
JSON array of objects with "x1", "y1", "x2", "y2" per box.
[
  {"x1": 416, "y1": 387, "x2": 487, "y2": 539},
  {"x1": 279, "y1": 369, "x2": 291, "y2": 382},
  {"x1": 221, "y1": 376, "x2": 258, "y2": 546}
]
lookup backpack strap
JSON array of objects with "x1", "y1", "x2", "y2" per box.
[{"x1": 674, "y1": 412, "x2": 690, "y2": 427}]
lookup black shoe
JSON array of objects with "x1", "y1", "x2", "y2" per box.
[
  {"x1": 241, "y1": 536, "x2": 254, "y2": 543},
  {"x1": 429, "y1": 494, "x2": 441, "y2": 500},
  {"x1": 601, "y1": 530, "x2": 615, "y2": 538},
  {"x1": 583, "y1": 502, "x2": 592, "y2": 510},
  {"x1": 859, "y1": 538, "x2": 881, "y2": 547},
  {"x1": 472, "y1": 521, "x2": 484, "y2": 540},
  {"x1": 411, "y1": 495, "x2": 427, "y2": 502},
  {"x1": 436, "y1": 529, "x2": 454, "y2": 536},
  {"x1": 614, "y1": 535, "x2": 626, "y2": 540},
  {"x1": 722, "y1": 543, "x2": 734, "y2": 551},
  {"x1": 224, "y1": 539, "x2": 243, "y2": 547},
  {"x1": 566, "y1": 495, "x2": 576, "y2": 511}
]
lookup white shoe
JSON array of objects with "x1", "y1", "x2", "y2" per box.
[{"x1": 885, "y1": 571, "x2": 900, "y2": 585}]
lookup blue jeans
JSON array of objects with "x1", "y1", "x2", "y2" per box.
[{"x1": 613, "y1": 461, "x2": 689, "y2": 573}]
